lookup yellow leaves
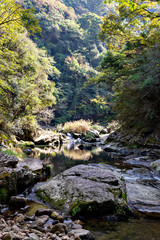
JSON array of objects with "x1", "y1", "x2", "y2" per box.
[
  {"x1": 91, "y1": 95, "x2": 109, "y2": 106},
  {"x1": 0, "y1": 0, "x2": 41, "y2": 37}
]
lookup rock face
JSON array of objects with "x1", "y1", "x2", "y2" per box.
[
  {"x1": 0, "y1": 153, "x2": 49, "y2": 203},
  {"x1": 0, "y1": 166, "x2": 35, "y2": 203},
  {"x1": 126, "y1": 183, "x2": 160, "y2": 218},
  {"x1": 0, "y1": 153, "x2": 18, "y2": 168},
  {"x1": 17, "y1": 158, "x2": 44, "y2": 172},
  {"x1": 150, "y1": 159, "x2": 160, "y2": 172},
  {"x1": 36, "y1": 165, "x2": 128, "y2": 218},
  {"x1": 33, "y1": 131, "x2": 65, "y2": 145}
]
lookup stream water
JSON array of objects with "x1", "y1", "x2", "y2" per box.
[{"x1": 27, "y1": 142, "x2": 160, "y2": 240}]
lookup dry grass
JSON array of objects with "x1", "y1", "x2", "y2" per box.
[
  {"x1": 63, "y1": 149, "x2": 92, "y2": 161},
  {"x1": 63, "y1": 119, "x2": 91, "y2": 134}
]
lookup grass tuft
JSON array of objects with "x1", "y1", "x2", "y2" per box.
[{"x1": 63, "y1": 119, "x2": 91, "y2": 134}]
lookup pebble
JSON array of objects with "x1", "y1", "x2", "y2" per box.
[{"x1": 0, "y1": 208, "x2": 94, "y2": 240}]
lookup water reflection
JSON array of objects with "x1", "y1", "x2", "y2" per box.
[
  {"x1": 63, "y1": 148, "x2": 92, "y2": 161},
  {"x1": 27, "y1": 143, "x2": 160, "y2": 240},
  {"x1": 84, "y1": 218, "x2": 160, "y2": 240}
]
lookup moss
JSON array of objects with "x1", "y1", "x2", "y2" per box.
[
  {"x1": 70, "y1": 204, "x2": 82, "y2": 216},
  {"x1": 70, "y1": 200, "x2": 92, "y2": 217},
  {"x1": 0, "y1": 187, "x2": 8, "y2": 202},
  {"x1": 0, "y1": 172, "x2": 11, "y2": 179},
  {"x1": 36, "y1": 190, "x2": 66, "y2": 210},
  {"x1": 18, "y1": 141, "x2": 35, "y2": 149},
  {"x1": 130, "y1": 144, "x2": 138, "y2": 149},
  {"x1": 52, "y1": 199, "x2": 67, "y2": 210},
  {"x1": 120, "y1": 177, "x2": 125, "y2": 182},
  {"x1": 84, "y1": 132, "x2": 95, "y2": 140},
  {"x1": 89, "y1": 176, "x2": 97, "y2": 181},
  {"x1": 45, "y1": 165, "x2": 52, "y2": 176},
  {"x1": 37, "y1": 190, "x2": 48, "y2": 200},
  {"x1": 121, "y1": 192, "x2": 127, "y2": 201},
  {"x1": 70, "y1": 200, "x2": 114, "y2": 217},
  {"x1": 0, "y1": 148, "x2": 26, "y2": 159}
]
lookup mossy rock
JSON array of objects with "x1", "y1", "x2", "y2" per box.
[
  {"x1": 36, "y1": 165, "x2": 129, "y2": 218},
  {"x1": 0, "y1": 187, "x2": 8, "y2": 202},
  {"x1": 70, "y1": 200, "x2": 115, "y2": 217}
]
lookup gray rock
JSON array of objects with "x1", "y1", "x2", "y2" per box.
[
  {"x1": 17, "y1": 158, "x2": 43, "y2": 172},
  {"x1": 83, "y1": 130, "x2": 99, "y2": 143},
  {"x1": 69, "y1": 229, "x2": 94, "y2": 240},
  {"x1": 150, "y1": 159, "x2": 160, "y2": 172},
  {"x1": 35, "y1": 209, "x2": 52, "y2": 217},
  {"x1": 0, "y1": 166, "x2": 35, "y2": 203},
  {"x1": 126, "y1": 182, "x2": 160, "y2": 217},
  {"x1": 36, "y1": 165, "x2": 128, "y2": 217},
  {"x1": 50, "y1": 223, "x2": 68, "y2": 234},
  {"x1": 72, "y1": 224, "x2": 82, "y2": 229},
  {"x1": 0, "y1": 153, "x2": 18, "y2": 168},
  {"x1": 34, "y1": 132, "x2": 61, "y2": 145},
  {"x1": 9, "y1": 196, "x2": 26, "y2": 210},
  {"x1": 57, "y1": 215, "x2": 64, "y2": 222},
  {"x1": 28, "y1": 233, "x2": 39, "y2": 240},
  {"x1": 124, "y1": 156, "x2": 151, "y2": 168},
  {"x1": 38, "y1": 215, "x2": 49, "y2": 224},
  {"x1": 99, "y1": 134, "x2": 110, "y2": 144},
  {"x1": 2, "y1": 234, "x2": 13, "y2": 240}
]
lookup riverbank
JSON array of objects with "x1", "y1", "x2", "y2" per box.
[{"x1": 0, "y1": 123, "x2": 160, "y2": 239}]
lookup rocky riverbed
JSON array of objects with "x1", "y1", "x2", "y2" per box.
[
  {"x1": 1, "y1": 128, "x2": 160, "y2": 239},
  {"x1": 0, "y1": 202, "x2": 94, "y2": 240}
]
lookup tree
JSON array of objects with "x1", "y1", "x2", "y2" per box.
[
  {"x1": 0, "y1": 0, "x2": 41, "y2": 34},
  {"x1": 92, "y1": 0, "x2": 160, "y2": 132},
  {"x1": 0, "y1": 0, "x2": 58, "y2": 134},
  {"x1": 100, "y1": 0, "x2": 160, "y2": 49}
]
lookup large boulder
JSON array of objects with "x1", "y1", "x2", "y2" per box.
[
  {"x1": 0, "y1": 153, "x2": 50, "y2": 203},
  {"x1": 0, "y1": 166, "x2": 35, "y2": 203},
  {"x1": 36, "y1": 165, "x2": 128, "y2": 218},
  {"x1": 17, "y1": 158, "x2": 44, "y2": 172},
  {"x1": 126, "y1": 182, "x2": 160, "y2": 218},
  {"x1": 0, "y1": 153, "x2": 18, "y2": 168},
  {"x1": 33, "y1": 130, "x2": 65, "y2": 145}
]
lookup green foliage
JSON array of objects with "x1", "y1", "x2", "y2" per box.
[
  {"x1": 92, "y1": 0, "x2": 160, "y2": 131},
  {"x1": 0, "y1": 188, "x2": 8, "y2": 202},
  {"x1": 19, "y1": 0, "x2": 112, "y2": 123},
  {"x1": 0, "y1": 0, "x2": 59, "y2": 135},
  {"x1": 0, "y1": 0, "x2": 41, "y2": 35}
]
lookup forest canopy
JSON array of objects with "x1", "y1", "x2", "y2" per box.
[
  {"x1": 0, "y1": 0, "x2": 57, "y2": 135},
  {"x1": 92, "y1": 0, "x2": 160, "y2": 133}
]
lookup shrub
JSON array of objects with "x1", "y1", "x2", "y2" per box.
[{"x1": 63, "y1": 119, "x2": 91, "y2": 133}]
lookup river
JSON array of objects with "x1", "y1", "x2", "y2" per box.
[{"x1": 27, "y1": 142, "x2": 160, "y2": 240}]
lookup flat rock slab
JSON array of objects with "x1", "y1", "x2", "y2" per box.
[
  {"x1": 126, "y1": 183, "x2": 160, "y2": 218},
  {"x1": 17, "y1": 158, "x2": 43, "y2": 172},
  {"x1": 124, "y1": 156, "x2": 152, "y2": 168},
  {"x1": 36, "y1": 165, "x2": 128, "y2": 217}
]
